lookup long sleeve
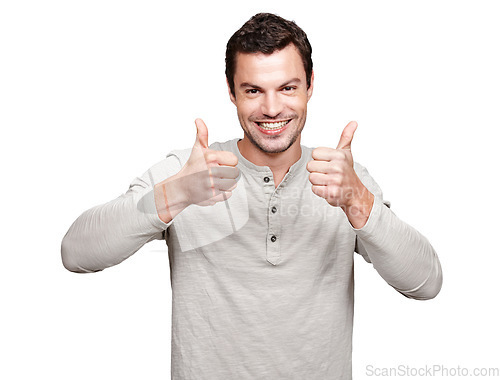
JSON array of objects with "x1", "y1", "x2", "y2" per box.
[
  {"x1": 353, "y1": 164, "x2": 443, "y2": 300},
  {"x1": 61, "y1": 154, "x2": 182, "y2": 273}
]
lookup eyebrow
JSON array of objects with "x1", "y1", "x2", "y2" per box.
[{"x1": 239, "y1": 78, "x2": 302, "y2": 89}]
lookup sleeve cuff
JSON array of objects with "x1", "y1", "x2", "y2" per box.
[
  {"x1": 351, "y1": 196, "x2": 386, "y2": 237},
  {"x1": 135, "y1": 185, "x2": 173, "y2": 232}
]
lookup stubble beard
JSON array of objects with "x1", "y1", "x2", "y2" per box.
[{"x1": 240, "y1": 114, "x2": 307, "y2": 154}]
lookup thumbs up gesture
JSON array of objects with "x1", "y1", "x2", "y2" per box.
[
  {"x1": 183, "y1": 118, "x2": 240, "y2": 206},
  {"x1": 306, "y1": 121, "x2": 374, "y2": 228},
  {"x1": 154, "y1": 119, "x2": 239, "y2": 223}
]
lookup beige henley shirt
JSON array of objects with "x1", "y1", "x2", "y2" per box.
[{"x1": 62, "y1": 138, "x2": 443, "y2": 380}]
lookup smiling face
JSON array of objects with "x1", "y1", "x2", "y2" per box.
[{"x1": 229, "y1": 43, "x2": 314, "y2": 158}]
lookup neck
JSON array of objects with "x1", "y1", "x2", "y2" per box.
[{"x1": 237, "y1": 136, "x2": 302, "y2": 186}]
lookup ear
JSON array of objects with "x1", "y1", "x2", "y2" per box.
[
  {"x1": 307, "y1": 70, "x2": 314, "y2": 101},
  {"x1": 226, "y1": 78, "x2": 237, "y2": 105}
]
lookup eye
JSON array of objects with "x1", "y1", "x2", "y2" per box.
[
  {"x1": 246, "y1": 89, "x2": 260, "y2": 94},
  {"x1": 282, "y1": 86, "x2": 296, "y2": 92}
]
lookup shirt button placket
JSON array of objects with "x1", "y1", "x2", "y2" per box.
[{"x1": 267, "y1": 181, "x2": 281, "y2": 266}]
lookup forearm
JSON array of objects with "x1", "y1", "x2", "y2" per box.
[
  {"x1": 61, "y1": 184, "x2": 169, "y2": 273},
  {"x1": 355, "y1": 198, "x2": 443, "y2": 300}
]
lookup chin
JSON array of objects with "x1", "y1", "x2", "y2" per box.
[{"x1": 252, "y1": 134, "x2": 298, "y2": 154}]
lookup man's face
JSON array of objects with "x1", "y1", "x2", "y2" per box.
[{"x1": 229, "y1": 43, "x2": 314, "y2": 154}]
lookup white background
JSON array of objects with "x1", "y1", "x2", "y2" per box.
[{"x1": 1, "y1": 1, "x2": 499, "y2": 379}]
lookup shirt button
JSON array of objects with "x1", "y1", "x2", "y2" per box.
[
  {"x1": 263, "y1": 176, "x2": 270, "y2": 183},
  {"x1": 271, "y1": 206, "x2": 277, "y2": 213},
  {"x1": 270, "y1": 235, "x2": 277, "y2": 242}
]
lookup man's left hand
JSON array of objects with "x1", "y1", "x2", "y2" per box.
[{"x1": 306, "y1": 121, "x2": 375, "y2": 229}]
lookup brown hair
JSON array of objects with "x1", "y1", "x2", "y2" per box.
[{"x1": 225, "y1": 13, "x2": 313, "y2": 97}]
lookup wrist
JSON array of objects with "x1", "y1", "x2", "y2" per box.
[
  {"x1": 154, "y1": 173, "x2": 190, "y2": 224},
  {"x1": 344, "y1": 188, "x2": 374, "y2": 229}
]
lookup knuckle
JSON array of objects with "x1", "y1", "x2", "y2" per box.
[
  {"x1": 328, "y1": 189, "x2": 340, "y2": 201},
  {"x1": 205, "y1": 152, "x2": 217, "y2": 163},
  {"x1": 326, "y1": 177, "x2": 334, "y2": 187},
  {"x1": 229, "y1": 152, "x2": 238, "y2": 166},
  {"x1": 311, "y1": 147, "x2": 323, "y2": 160},
  {"x1": 306, "y1": 161, "x2": 314, "y2": 172}
]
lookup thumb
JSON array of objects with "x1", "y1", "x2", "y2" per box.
[
  {"x1": 336, "y1": 121, "x2": 358, "y2": 150},
  {"x1": 194, "y1": 118, "x2": 209, "y2": 149}
]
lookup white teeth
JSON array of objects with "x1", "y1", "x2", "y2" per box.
[{"x1": 259, "y1": 121, "x2": 288, "y2": 130}]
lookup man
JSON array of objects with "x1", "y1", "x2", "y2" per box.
[{"x1": 62, "y1": 13, "x2": 442, "y2": 379}]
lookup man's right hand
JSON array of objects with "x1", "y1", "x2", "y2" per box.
[{"x1": 154, "y1": 118, "x2": 240, "y2": 224}]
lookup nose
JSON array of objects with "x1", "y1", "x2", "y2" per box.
[{"x1": 261, "y1": 92, "x2": 283, "y2": 118}]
